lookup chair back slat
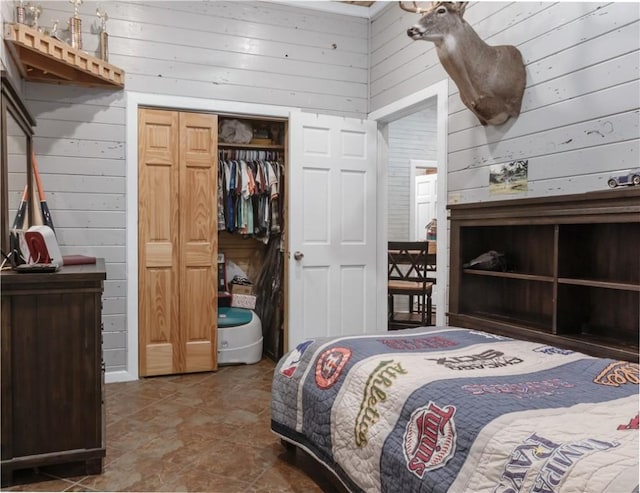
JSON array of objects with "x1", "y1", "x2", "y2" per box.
[{"x1": 388, "y1": 241, "x2": 434, "y2": 284}]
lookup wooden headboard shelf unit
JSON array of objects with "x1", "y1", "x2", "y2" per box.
[
  {"x1": 448, "y1": 187, "x2": 640, "y2": 362},
  {"x1": 4, "y1": 23, "x2": 124, "y2": 89}
]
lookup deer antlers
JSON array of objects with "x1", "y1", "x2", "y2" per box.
[
  {"x1": 398, "y1": 2, "x2": 468, "y2": 15},
  {"x1": 398, "y1": 1, "x2": 430, "y2": 14}
]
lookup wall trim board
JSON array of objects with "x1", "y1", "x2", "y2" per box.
[{"x1": 112, "y1": 91, "x2": 299, "y2": 383}]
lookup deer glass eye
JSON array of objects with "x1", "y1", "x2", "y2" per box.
[{"x1": 436, "y1": 6, "x2": 447, "y2": 14}]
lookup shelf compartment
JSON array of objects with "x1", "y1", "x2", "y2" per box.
[
  {"x1": 218, "y1": 116, "x2": 285, "y2": 149},
  {"x1": 460, "y1": 224, "x2": 555, "y2": 277},
  {"x1": 4, "y1": 23, "x2": 124, "y2": 88},
  {"x1": 449, "y1": 313, "x2": 638, "y2": 362},
  {"x1": 562, "y1": 332, "x2": 639, "y2": 358},
  {"x1": 557, "y1": 284, "x2": 639, "y2": 347},
  {"x1": 459, "y1": 275, "x2": 554, "y2": 329},
  {"x1": 558, "y1": 277, "x2": 640, "y2": 291},
  {"x1": 558, "y1": 222, "x2": 640, "y2": 284},
  {"x1": 463, "y1": 269, "x2": 554, "y2": 282},
  {"x1": 455, "y1": 311, "x2": 553, "y2": 334}
]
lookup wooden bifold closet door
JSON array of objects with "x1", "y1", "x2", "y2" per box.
[{"x1": 138, "y1": 108, "x2": 218, "y2": 376}]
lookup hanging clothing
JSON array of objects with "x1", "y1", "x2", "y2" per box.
[{"x1": 217, "y1": 149, "x2": 284, "y2": 242}]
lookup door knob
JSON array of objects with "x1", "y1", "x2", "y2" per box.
[{"x1": 294, "y1": 251, "x2": 304, "y2": 261}]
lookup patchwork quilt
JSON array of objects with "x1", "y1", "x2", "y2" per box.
[{"x1": 270, "y1": 327, "x2": 639, "y2": 493}]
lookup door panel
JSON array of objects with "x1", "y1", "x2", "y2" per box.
[
  {"x1": 179, "y1": 112, "x2": 218, "y2": 374},
  {"x1": 302, "y1": 169, "x2": 330, "y2": 242},
  {"x1": 288, "y1": 112, "x2": 378, "y2": 351},
  {"x1": 138, "y1": 108, "x2": 179, "y2": 376},
  {"x1": 143, "y1": 268, "x2": 175, "y2": 376},
  {"x1": 340, "y1": 265, "x2": 366, "y2": 329},
  {"x1": 415, "y1": 173, "x2": 437, "y2": 240},
  {"x1": 302, "y1": 266, "x2": 330, "y2": 338},
  {"x1": 341, "y1": 170, "x2": 366, "y2": 242}
]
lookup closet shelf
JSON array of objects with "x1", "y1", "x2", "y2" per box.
[
  {"x1": 4, "y1": 23, "x2": 124, "y2": 89},
  {"x1": 219, "y1": 142, "x2": 284, "y2": 150}
]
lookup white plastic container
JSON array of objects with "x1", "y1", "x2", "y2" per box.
[{"x1": 217, "y1": 307, "x2": 263, "y2": 365}]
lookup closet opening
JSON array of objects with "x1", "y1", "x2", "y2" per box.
[
  {"x1": 137, "y1": 107, "x2": 288, "y2": 377},
  {"x1": 216, "y1": 115, "x2": 288, "y2": 364}
]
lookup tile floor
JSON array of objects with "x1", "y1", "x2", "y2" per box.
[{"x1": 2, "y1": 358, "x2": 340, "y2": 493}]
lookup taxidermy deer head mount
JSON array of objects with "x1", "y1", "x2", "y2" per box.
[{"x1": 400, "y1": 1, "x2": 526, "y2": 126}]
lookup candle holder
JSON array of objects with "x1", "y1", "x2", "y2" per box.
[
  {"x1": 68, "y1": 0, "x2": 83, "y2": 50},
  {"x1": 96, "y1": 8, "x2": 108, "y2": 61},
  {"x1": 15, "y1": 0, "x2": 26, "y2": 24},
  {"x1": 27, "y1": 3, "x2": 42, "y2": 32},
  {"x1": 49, "y1": 19, "x2": 64, "y2": 41}
]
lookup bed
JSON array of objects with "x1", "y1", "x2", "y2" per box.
[{"x1": 270, "y1": 326, "x2": 639, "y2": 493}]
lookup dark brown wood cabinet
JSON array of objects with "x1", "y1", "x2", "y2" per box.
[
  {"x1": 1, "y1": 260, "x2": 107, "y2": 484},
  {"x1": 448, "y1": 188, "x2": 640, "y2": 362}
]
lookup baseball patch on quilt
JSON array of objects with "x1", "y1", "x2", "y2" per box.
[
  {"x1": 404, "y1": 401, "x2": 457, "y2": 478},
  {"x1": 315, "y1": 347, "x2": 352, "y2": 389}
]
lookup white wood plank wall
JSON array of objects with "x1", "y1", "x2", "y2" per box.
[
  {"x1": 371, "y1": 2, "x2": 640, "y2": 203},
  {"x1": 0, "y1": 0, "x2": 24, "y2": 89},
  {"x1": 32, "y1": 1, "x2": 369, "y2": 115},
  {"x1": 25, "y1": 82, "x2": 128, "y2": 371},
  {"x1": 5, "y1": 0, "x2": 638, "y2": 374},
  {"x1": 19, "y1": 1, "x2": 368, "y2": 373},
  {"x1": 387, "y1": 106, "x2": 437, "y2": 241}
]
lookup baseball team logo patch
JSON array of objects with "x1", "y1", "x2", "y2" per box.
[
  {"x1": 354, "y1": 359, "x2": 407, "y2": 447},
  {"x1": 496, "y1": 433, "x2": 619, "y2": 493},
  {"x1": 378, "y1": 336, "x2": 457, "y2": 350},
  {"x1": 403, "y1": 401, "x2": 457, "y2": 478},
  {"x1": 280, "y1": 340, "x2": 314, "y2": 378},
  {"x1": 594, "y1": 361, "x2": 640, "y2": 387},
  {"x1": 533, "y1": 346, "x2": 574, "y2": 356},
  {"x1": 617, "y1": 414, "x2": 639, "y2": 431},
  {"x1": 461, "y1": 377, "x2": 574, "y2": 399},
  {"x1": 315, "y1": 347, "x2": 352, "y2": 389},
  {"x1": 428, "y1": 348, "x2": 523, "y2": 371}
]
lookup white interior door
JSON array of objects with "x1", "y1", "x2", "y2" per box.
[
  {"x1": 415, "y1": 173, "x2": 437, "y2": 240},
  {"x1": 288, "y1": 112, "x2": 378, "y2": 351}
]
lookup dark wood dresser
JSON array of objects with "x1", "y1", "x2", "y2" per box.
[{"x1": 1, "y1": 260, "x2": 106, "y2": 485}]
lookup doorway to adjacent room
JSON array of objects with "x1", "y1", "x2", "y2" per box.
[{"x1": 370, "y1": 79, "x2": 449, "y2": 328}]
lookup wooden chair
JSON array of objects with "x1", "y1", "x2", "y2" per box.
[{"x1": 388, "y1": 241, "x2": 435, "y2": 329}]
